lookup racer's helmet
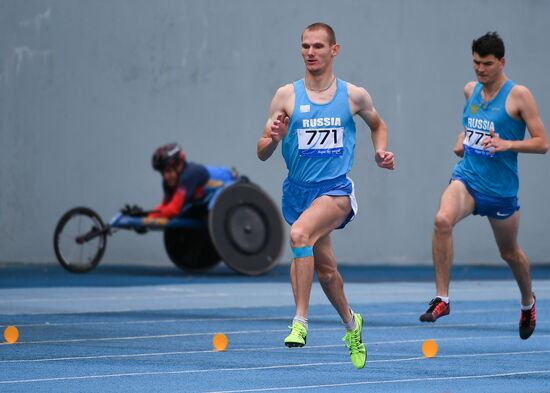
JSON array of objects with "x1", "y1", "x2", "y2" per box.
[{"x1": 152, "y1": 143, "x2": 186, "y2": 172}]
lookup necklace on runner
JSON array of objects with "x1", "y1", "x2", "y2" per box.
[{"x1": 305, "y1": 76, "x2": 336, "y2": 92}]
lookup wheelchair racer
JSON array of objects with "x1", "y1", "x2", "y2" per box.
[
  {"x1": 148, "y1": 143, "x2": 210, "y2": 218},
  {"x1": 123, "y1": 143, "x2": 235, "y2": 219}
]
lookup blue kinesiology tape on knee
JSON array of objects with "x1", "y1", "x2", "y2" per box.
[{"x1": 292, "y1": 246, "x2": 313, "y2": 259}]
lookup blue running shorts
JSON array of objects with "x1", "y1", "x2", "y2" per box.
[
  {"x1": 452, "y1": 176, "x2": 519, "y2": 220},
  {"x1": 282, "y1": 175, "x2": 358, "y2": 229}
]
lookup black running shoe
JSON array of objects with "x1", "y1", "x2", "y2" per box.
[
  {"x1": 519, "y1": 294, "x2": 536, "y2": 340},
  {"x1": 419, "y1": 297, "x2": 450, "y2": 322}
]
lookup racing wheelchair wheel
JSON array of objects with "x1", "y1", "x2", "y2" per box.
[
  {"x1": 208, "y1": 181, "x2": 284, "y2": 276},
  {"x1": 163, "y1": 227, "x2": 221, "y2": 273},
  {"x1": 53, "y1": 207, "x2": 108, "y2": 273}
]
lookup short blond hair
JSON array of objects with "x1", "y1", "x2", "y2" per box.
[{"x1": 302, "y1": 22, "x2": 336, "y2": 45}]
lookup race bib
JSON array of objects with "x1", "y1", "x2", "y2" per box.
[
  {"x1": 463, "y1": 127, "x2": 495, "y2": 158},
  {"x1": 297, "y1": 127, "x2": 344, "y2": 157}
]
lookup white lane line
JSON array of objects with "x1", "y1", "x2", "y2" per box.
[
  {"x1": 5, "y1": 318, "x2": 550, "y2": 346},
  {"x1": 206, "y1": 370, "x2": 550, "y2": 393},
  {"x1": 0, "y1": 307, "x2": 519, "y2": 328},
  {"x1": 2, "y1": 354, "x2": 550, "y2": 385},
  {"x1": 439, "y1": 349, "x2": 550, "y2": 360},
  {"x1": 2, "y1": 335, "x2": 550, "y2": 363},
  {"x1": 0, "y1": 328, "x2": 333, "y2": 345},
  {"x1": 0, "y1": 316, "x2": 291, "y2": 329},
  {"x1": 1, "y1": 321, "x2": 548, "y2": 346},
  {"x1": 0, "y1": 362, "x2": 348, "y2": 384},
  {"x1": 0, "y1": 346, "x2": 340, "y2": 364}
]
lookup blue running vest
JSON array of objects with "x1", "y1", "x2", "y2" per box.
[
  {"x1": 453, "y1": 80, "x2": 526, "y2": 197},
  {"x1": 282, "y1": 79, "x2": 357, "y2": 184}
]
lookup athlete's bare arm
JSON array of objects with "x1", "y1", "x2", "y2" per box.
[
  {"x1": 467, "y1": 82, "x2": 548, "y2": 154},
  {"x1": 257, "y1": 84, "x2": 294, "y2": 161},
  {"x1": 348, "y1": 83, "x2": 395, "y2": 170},
  {"x1": 454, "y1": 82, "x2": 478, "y2": 157},
  {"x1": 453, "y1": 132, "x2": 465, "y2": 157},
  {"x1": 482, "y1": 85, "x2": 548, "y2": 154}
]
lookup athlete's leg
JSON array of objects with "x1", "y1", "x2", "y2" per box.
[
  {"x1": 314, "y1": 234, "x2": 352, "y2": 323},
  {"x1": 488, "y1": 212, "x2": 534, "y2": 306},
  {"x1": 289, "y1": 253, "x2": 314, "y2": 320},
  {"x1": 289, "y1": 195, "x2": 351, "y2": 319},
  {"x1": 432, "y1": 180, "x2": 475, "y2": 296},
  {"x1": 312, "y1": 212, "x2": 366, "y2": 369}
]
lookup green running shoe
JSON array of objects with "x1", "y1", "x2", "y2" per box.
[
  {"x1": 342, "y1": 313, "x2": 367, "y2": 369},
  {"x1": 284, "y1": 322, "x2": 307, "y2": 347}
]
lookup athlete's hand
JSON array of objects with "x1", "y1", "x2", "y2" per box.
[
  {"x1": 482, "y1": 129, "x2": 512, "y2": 153},
  {"x1": 453, "y1": 134, "x2": 464, "y2": 157},
  {"x1": 121, "y1": 204, "x2": 146, "y2": 217},
  {"x1": 375, "y1": 150, "x2": 395, "y2": 170},
  {"x1": 270, "y1": 113, "x2": 289, "y2": 142}
]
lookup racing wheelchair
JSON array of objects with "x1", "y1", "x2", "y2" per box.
[{"x1": 53, "y1": 169, "x2": 284, "y2": 276}]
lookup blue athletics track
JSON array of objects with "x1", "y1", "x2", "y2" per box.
[{"x1": 1, "y1": 262, "x2": 550, "y2": 393}]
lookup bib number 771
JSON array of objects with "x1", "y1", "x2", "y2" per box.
[
  {"x1": 297, "y1": 127, "x2": 344, "y2": 157},
  {"x1": 463, "y1": 127, "x2": 495, "y2": 157}
]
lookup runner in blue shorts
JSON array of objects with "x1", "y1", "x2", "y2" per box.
[
  {"x1": 419, "y1": 32, "x2": 548, "y2": 341},
  {"x1": 257, "y1": 23, "x2": 395, "y2": 369}
]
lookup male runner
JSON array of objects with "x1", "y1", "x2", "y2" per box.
[
  {"x1": 257, "y1": 23, "x2": 395, "y2": 368},
  {"x1": 419, "y1": 32, "x2": 548, "y2": 340}
]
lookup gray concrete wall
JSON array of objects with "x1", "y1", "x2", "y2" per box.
[{"x1": 1, "y1": 0, "x2": 549, "y2": 266}]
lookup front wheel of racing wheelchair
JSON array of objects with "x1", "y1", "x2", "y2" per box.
[{"x1": 53, "y1": 207, "x2": 108, "y2": 273}]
